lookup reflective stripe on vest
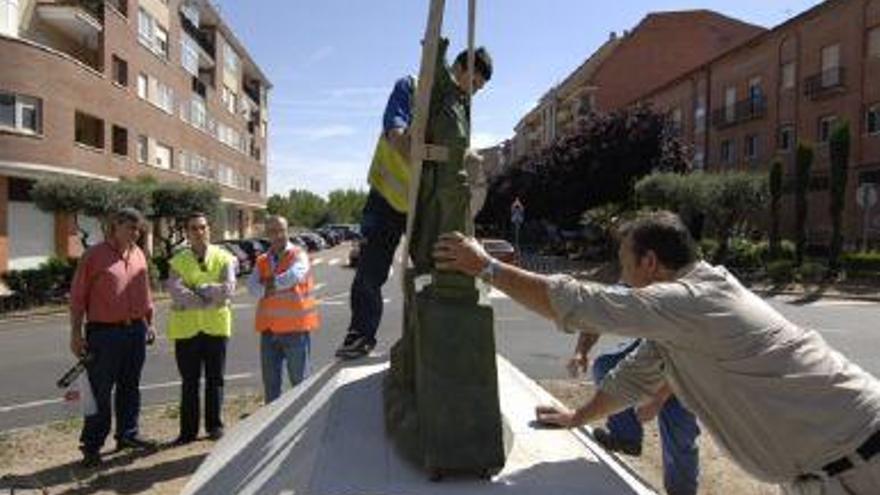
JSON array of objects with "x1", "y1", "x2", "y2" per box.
[
  {"x1": 367, "y1": 135, "x2": 410, "y2": 213},
  {"x1": 254, "y1": 248, "x2": 320, "y2": 334},
  {"x1": 167, "y1": 245, "x2": 233, "y2": 340}
]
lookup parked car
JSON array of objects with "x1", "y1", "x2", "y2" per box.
[
  {"x1": 231, "y1": 239, "x2": 266, "y2": 265},
  {"x1": 289, "y1": 235, "x2": 308, "y2": 250},
  {"x1": 218, "y1": 242, "x2": 253, "y2": 275},
  {"x1": 327, "y1": 224, "x2": 362, "y2": 241},
  {"x1": 299, "y1": 232, "x2": 327, "y2": 251},
  {"x1": 480, "y1": 238, "x2": 519, "y2": 266},
  {"x1": 315, "y1": 228, "x2": 341, "y2": 247}
]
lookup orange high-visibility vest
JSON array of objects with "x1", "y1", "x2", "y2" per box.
[{"x1": 254, "y1": 247, "x2": 320, "y2": 333}]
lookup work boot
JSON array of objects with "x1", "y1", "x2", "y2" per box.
[
  {"x1": 208, "y1": 428, "x2": 224, "y2": 441},
  {"x1": 592, "y1": 427, "x2": 642, "y2": 456},
  {"x1": 116, "y1": 435, "x2": 158, "y2": 452},
  {"x1": 80, "y1": 448, "x2": 102, "y2": 468}
]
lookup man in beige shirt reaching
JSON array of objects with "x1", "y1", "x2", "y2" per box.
[{"x1": 433, "y1": 210, "x2": 880, "y2": 494}]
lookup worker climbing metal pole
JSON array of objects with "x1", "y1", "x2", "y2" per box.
[{"x1": 384, "y1": 0, "x2": 507, "y2": 480}]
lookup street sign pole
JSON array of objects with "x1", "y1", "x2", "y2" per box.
[{"x1": 856, "y1": 183, "x2": 878, "y2": 252}]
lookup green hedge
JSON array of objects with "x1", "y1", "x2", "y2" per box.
[
  {"x1": 2, "y1": 257, "x2": 78, "y2": 309},
  {"x1": 841, "y1": 252, "x2": 880, "y2": 273}
]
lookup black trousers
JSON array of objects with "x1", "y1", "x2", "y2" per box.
[{"x1": 174, "y1": 332, "x2": 227, "y2": 439}]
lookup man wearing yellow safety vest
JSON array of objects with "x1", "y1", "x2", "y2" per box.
[
  {"x1": 166, "y1": 212, "x2": 237, "y2": 445},
  {"x1": 335, "y1": 47, "x2": 493, "y2": 360},
  {"x1": 248, "y1": 215, "x2": 320, "y2": 403}
]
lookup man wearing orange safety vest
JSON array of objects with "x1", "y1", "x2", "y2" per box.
[
  {"x1": 247, "y1": 215, "x2": 320, "y2": 403},
  {"x1": 335, "y1": 47, "x2": 493, "y2": 360}
]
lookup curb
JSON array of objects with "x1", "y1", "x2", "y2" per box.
[
  {"x1": 751, "y1": 288, "x2": 880, "y2": 303},
  {"x1": 0, "y1": 288, "x2": 251, "y2": 324}
]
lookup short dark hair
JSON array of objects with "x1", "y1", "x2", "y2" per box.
[
  {"x1": 112, "y1": 207, "x2": 145, "y2": 226},
  {"x1": 617, "y1": 211, "x2": 697, "y2": 270},
  {"x1": 185, "y1": 211, "x2": 208, "y2": 226},
  {"x1": 453, "y1": 47, "x2": 493, "y2": 82}
]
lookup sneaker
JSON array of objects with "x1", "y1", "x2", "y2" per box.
[
  {"x1": 80, "y1": 449, "x2": 102, "y2": 468},
  {"x1": 337, "y1": 336, "x2": 376, "y2": 360},
  {"x1": 592, "y1": 427, "x2": 642, "y2": 456},
  {"x1": 117, "y1": 435, "x2": 159, "y2": 451},
  {"x1": 335, "y1": 332, "x2": 364, "y2": 357}
]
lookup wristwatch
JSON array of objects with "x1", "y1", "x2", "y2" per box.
[{"x1": 477, "y1": 257, "x2": 500, "y2": 282}]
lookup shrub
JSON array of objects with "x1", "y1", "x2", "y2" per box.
[
  {"x1": 797, "y1": 261, "x2": 827, "y2": 283},
  {"x1": 725, "y1": 237, "x2": 763, "y2": 272},
  {"x1": 756, "y1": 240, "x2": 795, "y2": 262},
  {"x1": 767, "y1": 259, "x2": 796, "y2": 284},
  {"x1": 699, "y1": 238, "x2": 719, "y2": 262}
]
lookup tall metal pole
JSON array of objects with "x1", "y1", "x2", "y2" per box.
[{"x1": 400, "y1": 0, "x2": 445, "y2": 291}]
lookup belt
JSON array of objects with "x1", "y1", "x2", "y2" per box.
[
  {"x1": 87, "y1": 318, "x2": 144, "y2": 330},
  {"x1": 799, "y1": 429, "x2": 880, "y2": 481}
]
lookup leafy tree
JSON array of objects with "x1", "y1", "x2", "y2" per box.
[
  {"x1": 828, "y1": 122, "x2": 850, "y2": 273},
  {"x1": 32, "y1": 178, "x2": 150, "y2": 249},
  {"x1": 149, "y1": 181, "x2": 220, "y2": 258},
  {"x1": 478, "y1": 106, "x2": 687, "y2": 230},
  {"x1": 286, "y1": 189, "x2": 328, "y2": 228},
  {"x1": 769, "y1": 161, "x2": 783, "y2": 259},
  {"x1": 267, "y1": 188, "x2": 367, "y2": 228},
  {"x1": 635, "y1": 171, "x2": 768, "y2": 262},
  {"x1": 326, "y1": 189, "x2": 368, "y2": 224},
  {"x1": 794, "y1": 144, "x2": 814, "y2": 267}
]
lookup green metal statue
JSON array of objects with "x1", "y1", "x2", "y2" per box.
[{"x1": 384, "y1": 37, "x2": 507, "y2": 480}]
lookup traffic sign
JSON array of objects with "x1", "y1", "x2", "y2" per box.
[{"x1": 857, "y1": 183, "x2": 877, "y2": 209}]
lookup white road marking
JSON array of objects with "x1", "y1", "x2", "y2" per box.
[
  {"x1": 323, "y1": 291, "x2": 349, "y2": 301},
  {"x1": 311, "y1": 258, "x2": 325, "y2": 266},
  {"x1": 383, "y1": 298, "x2": 391, "y2": 304},
  {"x1": 801, "y1": 299, "x2": 876, "y2": 308},
  {"x1": 328, "y1": 258, "x2": 341, "y2": 266},
  {"x1": 0, "y1": 373, "x2": 254, "y2": 414},
  {"x1": 762, "y1": 295, "x2": 876, "y2": 308},
  {"x1": 319, "y1": 301, "x2": 347, "y2": 306}
]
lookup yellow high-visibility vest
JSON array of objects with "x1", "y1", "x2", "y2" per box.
[
  {"x1": 167, "y1": 245, "x2": 233, "y2": 340},
  {"x1": 368, "y1": 134, "x2": 411, "y2": 213}
]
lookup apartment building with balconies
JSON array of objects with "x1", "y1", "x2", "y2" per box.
[
  {"x1": 638, "y1": 0, "x2": 880, "y2": 244},
  {"x1": 511, "y1": 10, "x2": 762, "y2": 161},
  {"x1": 0, "y1": 0, "x2": 270, "y2": 270}
]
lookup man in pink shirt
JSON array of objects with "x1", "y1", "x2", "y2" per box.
[{"x1": 69, "y1": 208, "x2": 156, "y2": 467}]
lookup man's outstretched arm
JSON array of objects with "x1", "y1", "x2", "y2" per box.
[{"x1": 433, "y1": 232, "x2": 558, "y2": 320}]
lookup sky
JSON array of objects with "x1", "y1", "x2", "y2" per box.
[{"x1": 212, "y1": 0, "x2": 824, "y2": 198}]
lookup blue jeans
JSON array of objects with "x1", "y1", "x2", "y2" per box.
[
  {"x1": 592, "y1": 339, "x2": 700, "y2": 495},
  {"x1": 260, "y1": 332, "x2": 310, "y2": 403},
  {"x1": 347, "y1": 189, "x2": 405, "y2": 343},
  {"x1": 80, "y1": 320, "x2": 147, "y2": 453}
]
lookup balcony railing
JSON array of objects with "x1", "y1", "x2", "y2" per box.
[
  {"x1": 803, "y1": 67, "x2": 845, "y2": 99},
  {"x1": 180, "y1": 13, "x2": 215, "y2": 57},
  {"x1": 711, "y1": 96, "x2": 767, "y2": 129}
]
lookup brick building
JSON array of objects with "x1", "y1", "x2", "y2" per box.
[
  {"x1": 637, "y1": 0, "x2": 880, "y2": 244},
  {"x1": 511, "y1": 10, "x2": 762, "y2": 161},
  {"x1": 0, "y1": 0, "x2": 270, "y2": 271}
]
